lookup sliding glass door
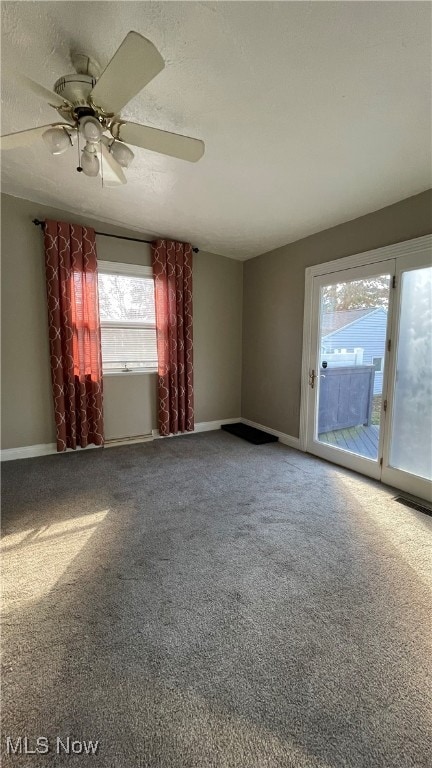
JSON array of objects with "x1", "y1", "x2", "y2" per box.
[
  {"x1": 305, "y1": 261, "x2": 394, "y2": 480},
  {"x1": 303, "y1": 237, "x2": 432, "y2": 501},
  {"x1": 381, "y1": 254, "x2": 432, "y2": 499}
]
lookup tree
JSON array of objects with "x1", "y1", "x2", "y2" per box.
[
  {"x1": 321, "y1": 276, "x2": 390, "y2": 311},
  {"x1": 99, "y1": 275, "x2": 155, "y2": 321}
]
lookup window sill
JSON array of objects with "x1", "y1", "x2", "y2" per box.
[{"x1": 103, "y1": 369, "x2": 158, "y2": 377}]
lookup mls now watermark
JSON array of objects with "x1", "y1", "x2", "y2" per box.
[{"x1": 5, "y1": 736, "x2": 100, "y2": 756}]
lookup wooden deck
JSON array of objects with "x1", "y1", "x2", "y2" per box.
[{"x1": 318, "y1": 424, "x2": 380, "y2": 459}]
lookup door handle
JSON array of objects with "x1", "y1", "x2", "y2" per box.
[{"x1": 309, "y1": 369, "x2": 317, "y2": 389}]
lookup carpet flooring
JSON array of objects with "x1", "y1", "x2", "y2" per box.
[{"x1": 1, "y1": 431, "x2": 431, "y2": 767}]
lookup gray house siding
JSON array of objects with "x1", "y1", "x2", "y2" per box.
[{"x1": 322, "y1": 308, "x2": 387, "y2": 395}]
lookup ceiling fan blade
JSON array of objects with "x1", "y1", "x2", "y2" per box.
[
  {"x1": 100, "y1": 139, "x2": 127, "y2": 186},
  {"x1": 89, "y1": 31, "x2": 164, "y2": 115},
  {"x1": 11, "y1": 71, "x2": 73, "y2": 109},
  {"x1": 0, "y1": 123, "x2": 72, "y2": 150},
  {"x1": 111, "y1": 121, "x2": 205, "y2": 162}
]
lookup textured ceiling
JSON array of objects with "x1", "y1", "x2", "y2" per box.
[{"x1": 1, "y1": 1, "x2": 431, "y2": 260}]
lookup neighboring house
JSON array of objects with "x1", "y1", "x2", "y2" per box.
[{"x1": 321, "y1": 307, "x2": 387, "y2": 395}]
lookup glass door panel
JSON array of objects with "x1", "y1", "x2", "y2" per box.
[
  {"x1": 304, "y1": 240, "x2": 432, "y2": 498},
  {"x1": 317, "y1": 274, "x2": 391, "y2": 461},
  {"x1": 388, "y1": 266, "x2": 432, "y2": 481}
]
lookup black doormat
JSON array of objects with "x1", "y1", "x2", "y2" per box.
[{"x1": 221, "y1": 422, "x2": 278, "y2": 445}]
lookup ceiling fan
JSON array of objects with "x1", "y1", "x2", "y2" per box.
[{"x1": 0, "y1": 31, "x2": 205, "y2": 185}]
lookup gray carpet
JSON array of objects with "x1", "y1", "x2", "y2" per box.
[{"x1": 1, "y1": 431, "x2": 431, "y2": 767}]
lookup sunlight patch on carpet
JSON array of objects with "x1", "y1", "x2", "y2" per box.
[{"x1": 1, "y1": 509, "x2": 109, "y2": 610}]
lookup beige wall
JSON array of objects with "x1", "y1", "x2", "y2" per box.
[
  {"x1": 194, "y1": 250, "x2": 243, "y2": 422},
  {"x1": 3, "y1": 188, "x2": 430, "y2": 451},
  {"x1": 1, "y1": 193, "x2": 243, "y2": 449},
  {"x1": 242, "y1": 189, "x2": 432, "y2": 437}
]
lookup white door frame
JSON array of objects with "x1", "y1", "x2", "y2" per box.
[
  {"x1": 304, "y1": 260, "x2": 395, "y2": 480},
  {"x1": 299, "y1": 235, "x2": 432, "y2": 488}
]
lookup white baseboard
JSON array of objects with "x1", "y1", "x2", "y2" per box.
[
  {"x1": 195, "y1": 418, "x2": 241, "y2": 433},
  {"x1": 240, "y1": 418, "x2": 301, "y2": 450},
  {"x1": 152, "y1": 417, "x2": 241, "y2": 439},
  {"x1": 0, "y1": 441, "x2": 104, "y2": 462},
  {"x1": 0, "y1": 418, "x2": 300, "y2": 461},
  {"x1": 104, "y1": 434, "x2": 154, "y2": 448},
  {"x1": 1, "y1": 418, "x2": 242, "y2": 461},
  {"x1": 0, "y1": 443, "x2": 58, "y2": 461}
]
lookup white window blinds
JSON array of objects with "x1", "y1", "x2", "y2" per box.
[{"x1": 98, "y1": 263, "x2": 157, "y2": 373}]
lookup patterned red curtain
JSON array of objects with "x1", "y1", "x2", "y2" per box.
[
  {"x1": 44, "y1": 220, "x2": 104, "y2": 452},
  {"x1": 151, "y1": 239, "x2": 194, "y2": 436}
]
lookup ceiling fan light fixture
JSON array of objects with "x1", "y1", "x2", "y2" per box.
[
  {"x1": 80, "y1": 116, "x2": 103, "y2": 143},
  {"x1": 110, "y1": 140, "x2": 134, "y2": 168},
  {"x1": 81, "y1": 146, "x2": 100, "y2": 177},
  {"x1": 4, "y1": 32, "x2": 204, "y2": 187},
  {"x1": 42, "y1": 126, "x2": 71, "y2": 155}
]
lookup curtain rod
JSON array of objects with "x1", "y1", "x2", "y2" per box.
[{"x1": 32, "y1": 219, "x2": 199, "y2": 253}]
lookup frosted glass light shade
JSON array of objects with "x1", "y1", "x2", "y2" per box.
[
  {"x1": 81, "y1": 147, "x2": 100, "y2": 177},
  {"x1": 110, "y1": 140, "x2": 134, "y2": 168},
  {"x1": 80, "y1": 116, "x2": 103, "y2": 143},
  {"x1": 42, "y1": 127, "x2": 70, "y2": 155}
]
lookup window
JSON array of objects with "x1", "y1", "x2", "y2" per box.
[
  {"x1": 98, "y1": 261, "x2": 157, "y2": 373},
  {"x1": 372, "y1": 356, "x2": 383, "y2": 373}
]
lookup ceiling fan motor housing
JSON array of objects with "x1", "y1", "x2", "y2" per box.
[{"x1": 54, "y1": 74, "x2": 96, "y2": 109}]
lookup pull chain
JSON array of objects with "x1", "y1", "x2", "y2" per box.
[
  {"x1": 100, "y1": 141, "x2": 104, "y2": 188},
  {"x1": 76, "y1": 130, "x2": 82, "y2": 173}
]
